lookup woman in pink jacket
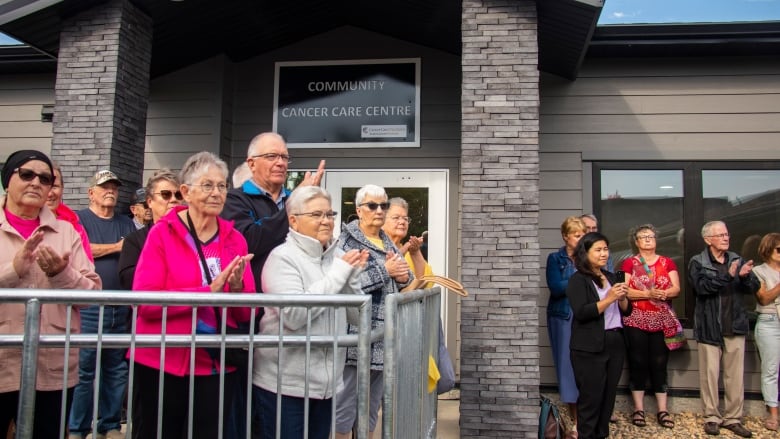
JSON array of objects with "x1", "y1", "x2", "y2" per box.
[
  {"x1": 0, "y1": 150, "x2": 101, "y2": 439},
  {"x1": 131, "y1": 152, "x2": 255, "y2": 439}
]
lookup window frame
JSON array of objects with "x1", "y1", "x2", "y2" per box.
[{"x1": 593, "y1": 160, "x2": 780, "y2": 326}]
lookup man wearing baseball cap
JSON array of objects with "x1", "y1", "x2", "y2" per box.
[
  {"x1": 69, "y1": 170, "x2": 135, "y2": 439},
  {"x1": 129, "y1": 187, "x2": 151, "y2": 230}
]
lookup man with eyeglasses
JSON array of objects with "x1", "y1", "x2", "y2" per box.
[
  {"x1": 70, "y1": 170, "x2": 136, "y2": 439},
  {"x1": 220, "y1": 131, "x2": 324, "y2": 439},
  {"x1": 688, "y1": 220, "x2": 760, "y2": 438}
]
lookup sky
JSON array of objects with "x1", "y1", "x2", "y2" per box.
[
  {"x1": 599, "y1": 0, "x2": 780, "y2": 25},
  {"x1": 1, "y1": 0, "x2": 779, "y2": 44}
]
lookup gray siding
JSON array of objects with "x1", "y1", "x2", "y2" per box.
[
  {"x1": 538, "y1": 56, "x2": 780, "y2": 393},
  {"x1": 0, "y1": 73, "x2": 55, "y2": 161}
]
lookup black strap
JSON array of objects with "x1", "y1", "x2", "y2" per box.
[{"x1": 186, "y1": 211, "x2": 228, "y2": 329}]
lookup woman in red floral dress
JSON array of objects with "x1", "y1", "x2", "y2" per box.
[{"x1": 621, "y1": 224, "x2": 681, "y2": 430}]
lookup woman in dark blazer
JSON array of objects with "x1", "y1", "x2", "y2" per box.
[{"x1": 566, "y1": 232, "x2": 632, "y2": 439}]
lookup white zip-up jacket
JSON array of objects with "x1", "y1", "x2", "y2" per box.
[{"x1": 253, "y1": 228, "x2": 363, "y2": 399}]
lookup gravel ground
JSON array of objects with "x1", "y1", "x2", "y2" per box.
[
  {"x1": 596, "y1": 410, "x2": 779, "y2": 439},
  {"x1": 553, "y1": 407, "x2": 780, "y2": 439}
]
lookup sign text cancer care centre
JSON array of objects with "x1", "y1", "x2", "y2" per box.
[{"x1": 273, "y1": 59, "x2": 420, "y2": 148}]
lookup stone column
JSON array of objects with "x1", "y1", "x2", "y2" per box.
[
  {"x1": 50, "y1": 0, "x2": 152, "y2": 211},
  {"x1": 460, "y1": 1, "x2": 541, "y2": 437}
]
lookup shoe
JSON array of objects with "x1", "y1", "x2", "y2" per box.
[
  {"x1": 722, "y1": 423, "x2": 752, "y2": 438},
  {"x1": 610, "y1": 413, "x2": 618, "y2": 423},
  {"x1": 656, "y1": 411, "x2": 674, "y2": 429},
  {"x1": 704, "y1": 422, "x2": 720, "y2": 436},
  {"x1": 631, "y1": 410, "x2": 646, "y2": 427},
  {"x1": 765, "y1": 417, "x2": 779, "y2": 431}
]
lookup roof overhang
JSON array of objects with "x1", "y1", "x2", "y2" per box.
[
  {"x1": 588, "y1": 22, "x2": 780, "y2": 57},
  {"x1": 537, "y1": 0, "x2": 604, "y2": 80}
]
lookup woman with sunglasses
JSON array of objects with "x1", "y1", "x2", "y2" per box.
[
  {"x1": 620, "y1": 224, "x2": 680, "y2": 429},
  {"x1": 752, "y1": 232, "x2": 780, "y2": 432},
  {"x1": 131, "y1": 152, "x2": 255, "y2": 438},
  {"x1": 0, "y1": 149, "x2": 101, "y2": 439},
  {"x1": 334, "y1": 184, "x2": 413, "y2": 439},
  {"x1": 254, "y1": 186, "x2": 367, "y2": 439},
  {"x1": 117, "y1": 168, "x2": 182, "y2": 289}
]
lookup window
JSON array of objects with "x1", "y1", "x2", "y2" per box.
[{"x1": 594, "y1": 162, "x2": 780, "y2": 325}]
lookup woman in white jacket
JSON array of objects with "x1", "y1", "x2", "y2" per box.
[{"x1": 254, "y1": 186, "x2": 368, "y2": 439}]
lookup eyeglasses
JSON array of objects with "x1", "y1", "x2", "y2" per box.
[
  {"x1": 190, "y1": 182, "x2": 228, "y2": 194},
  {"x1": 133, "y1": 202, "x2": 149, "y2": 209},
  {"x1": 14, "y1": 168, "x2": 55, "y2": 186},
  {"x1": 293, "y1": 210, "x2": 338, "y2": 221},
  {"x1": 636, "y1": 235, "x2": 656, "y2": 241},
  {"x1": 153, "y1": 190, "x2": 184, "y2": 201},
  {"x1": 359, "y1": 202, "x2": 390, "y2": 211},
  {"x1": 389, "y1": 215, "x2": 411, "y2": 224},
  {"x1": 250, "y1": 153, "x2": 292, "y2": 164},
  {"x1": 707, "y1": 233, "x2": 730, "y2": 239}
]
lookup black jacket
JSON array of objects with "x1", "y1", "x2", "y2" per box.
[
  {"x1": 117, "y1": 226, "x2": 151, "y2": 290},
  {"x1": 688, "y1": 248, "x2": 760, "y2": 346},
  {"x1": 220, "y1": 184, "x2": 290, "y2": 292},
  {"x1": 566, "y1": 270, "x2": 633, "y2": 353}
]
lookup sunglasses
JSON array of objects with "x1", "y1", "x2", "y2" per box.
[
  {"x1": 15, "y1": 168, "x2": 55, "y2": 186},
  {"x1": 153, "y1": 190, "x2": 183, "y2": 201},
  {"x1": 359, "y1": 202, "x2": 390, "y2": 211}
]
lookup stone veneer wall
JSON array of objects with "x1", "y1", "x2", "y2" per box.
[
  {"x1": 460, "y1": 1, "x2": 541, "y2": 437},
  {"x1": 51, "y1": 0, "x2": 152, "y2": 210}
]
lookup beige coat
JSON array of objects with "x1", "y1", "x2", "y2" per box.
[{"x1": 0, "y1": 196, "x2": 101, "y2": 392}]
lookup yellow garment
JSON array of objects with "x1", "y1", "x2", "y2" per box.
[
  {"x1": 367, "y1": 236, "x2": 384, "y2": 250},
  {"x1": 404, "y1": 253, "x2": 435, "y2": 289},
  {"x1": 427, "y1": 354, "x2": 441, "y2": 393}
]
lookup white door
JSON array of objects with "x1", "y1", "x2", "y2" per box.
[{"x1": 323, "y1": 170, "x2": 451, "y2": 323}]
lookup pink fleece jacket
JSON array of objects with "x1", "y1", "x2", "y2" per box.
[{"x1": 132, "y1": 205, "x2": 256, "y2": 376}]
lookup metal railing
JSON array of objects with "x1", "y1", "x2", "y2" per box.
[{"x1": 0, "y1": 286, "x2": 443, "y2": 439}]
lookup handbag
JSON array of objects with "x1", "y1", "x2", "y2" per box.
[
  {"x1": 539, "y1": 395, "x2": 564, "y2": 439},
  {"x1": 436, "y1": 321, "x2": 456, "y2": 394},
  {"x1": 661, "y1": 303, "x2": 686, "y2": 351}
]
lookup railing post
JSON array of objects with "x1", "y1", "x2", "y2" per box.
[
  {"x1": 355, "y1": 300, "x2": 372, "y2": 439},
  {"x1": 16, "y1": 298, "x2": 41, "y2": 439}
]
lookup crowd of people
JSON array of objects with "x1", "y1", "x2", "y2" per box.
[
  {"x1": 0, "y1": 134, "x2": 432, "y2": 439},
  {"x1": 546, "y1": 214, "x2": 777, "y2": 439},
  {"x1": 2, "y1": 138, "x2": 778, "y2": 439}
]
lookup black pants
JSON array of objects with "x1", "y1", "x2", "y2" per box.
[
  {"x1": 571, "y1": 330, "x2": 626, "y2": 439},
  {"x1": 131, "y1": 363, "x2": 236, "y2": 439},
  {"x1": 624, "y1": 326, "x2": 669, "y2": 393},
  {"x1": 0, "y1": 388, "x2": 74, "y2": 439}
]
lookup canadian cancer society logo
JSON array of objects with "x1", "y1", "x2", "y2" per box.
[{"x1": 361, "y1": 125, "x2": 407, "y2": 138}]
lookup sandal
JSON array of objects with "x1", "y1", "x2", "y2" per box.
[
  {"x1": 765, "y1": 417, "x2": 779, "y2": 431},
  {"x1": 631, "y1": 410, "x2": 646, "y2": 427},
  {"x1": 656, "y1": 411, "x2": 674, "y2": 429}
]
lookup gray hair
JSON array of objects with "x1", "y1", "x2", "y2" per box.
[
  {"x1": 286, "y1": 186, "x2": 331, "y2": 214},
  {"x1": 145, "y1": 168, "x2": 179, "y2": 199},
  {"x1": 355, "y1": 184, "x2": 387, "y2": 205},
  {"x1": 231, "y1": 162, "x2": 251, "y2": 188},
  {"x1": 580, "y1": 213, "x2": 598, "y2": 224},
  {"x1": 388, "y1": 197, "x2": 408, "y2": 211},
  {"x1": 178, "y1": 151, "x2": 228, "y2": 186},
  {"x1": 246, "y1": 132, "x2": 286, "y2": 158},
  {"x1": 628, "y1": 223, "x2": 659, "y2": 253},
  {"x1": 701, "y1": 220, "x2": 725, "y2": 238}
]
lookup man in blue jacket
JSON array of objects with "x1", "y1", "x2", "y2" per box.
[
  {"x1": 689, "y1": 220, "x2": 759, "y2": 438},
  {"x1": 220, "y1": 131, "x2": 324, "y2": 439}
]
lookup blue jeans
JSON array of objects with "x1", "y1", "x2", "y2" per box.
[
  {"x1": 254, "y1": 386, "x2": 333, "y2": 439},
  {"x1": 755, "y1": 313, "x2": 780, "y2": 408},
  {"x1": 68, "y1": 305, "x2": 129, "y2": 435}
]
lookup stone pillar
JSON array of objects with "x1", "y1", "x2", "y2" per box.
[
  {"x1": 460, "y1": 1, "x2": 541, "y2": 437},
  {"x1": 51, "y1": 0, "x2": 152, "y2": 211}
]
